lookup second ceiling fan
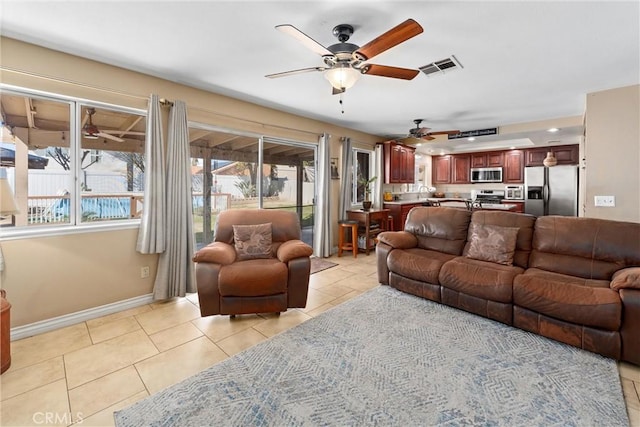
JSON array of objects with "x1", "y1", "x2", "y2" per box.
[
  {"x1": 266, "y1": 19, "x2": 424, "y2": 94},
  {"x1": 408, "y1": 119, "x2": 460, "y2": 141}
]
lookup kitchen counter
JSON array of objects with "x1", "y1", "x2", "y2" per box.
[
  {"x1": 384, "y1": 198, "x2": 519, "y2": 211},
  {"x1": 437, "y1": 201, "x2": 519, "y2": 211},
  {"x1": 383, "y1": 197, "x2": 470, "y2": 205}
]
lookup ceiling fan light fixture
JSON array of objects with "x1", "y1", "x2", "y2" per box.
[{"x1": 324, "y1": 65, "x2": 361, "y2": 90}]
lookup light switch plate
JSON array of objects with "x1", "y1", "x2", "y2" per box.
[{"x1": 594, "y1": 196, "x2": 615, "y2": 207}]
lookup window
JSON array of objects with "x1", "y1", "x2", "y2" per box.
[
  {"x1": 0, "y1": 88, "x2": 146, "y2": 229},
  {"x1": 351, "y1": 149, "x2": 373, "y2": 205}
]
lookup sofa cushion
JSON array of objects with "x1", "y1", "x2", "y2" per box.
[
  {"x1": 464, "y1": 211, "x2": 536, "y2": 268},
  {"x1": 233, "y1": 223, "x2": 273, "y2": 260},
  {"x1": 388, "y1": 248, "x2": 457, "y2": 285},
  {"x1": 218, "y1": 258, "x2": 288, "y2": 297},
  {"x1": 404, "y1": 207, "x2": 472, "y2": 255},
  {"x1": 513, "y1": 268, "x2": 621, "y2": 331},
  {"x1": 439, "y1": 257, "x2": 524, "y2": 303},
  {"x1": 466, "y1": 223, "x2": 519, "y2": 266},
  {"x1": 529, "y1": 216, "x2": 640, "y2": 280}
]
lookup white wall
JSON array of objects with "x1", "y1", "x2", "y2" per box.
[{"x1": 584, "y1": 85, "x2": 640, "y2": 222}]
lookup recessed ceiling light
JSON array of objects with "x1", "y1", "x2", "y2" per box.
[
  {"x1": 416, "y1": 143, "x2": 422, "y2": 146},
  {"x1": 547, "y1": 128, "x2": 560, "y2": 133},
  {"x1": 467, "y1": 137, "x2": 475, "y2": 141}
]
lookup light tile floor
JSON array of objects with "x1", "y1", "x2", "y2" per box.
[{"x1": 1, "y1": 254, "x2": 639, "y2": 426}]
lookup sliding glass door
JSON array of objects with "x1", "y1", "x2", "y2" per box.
[
  {"x1": 189, "y1": 124, "x2": 316, "y2": 249},
  {"x1": 262, "y1": 138, "x2": 316, "y2": 248}
]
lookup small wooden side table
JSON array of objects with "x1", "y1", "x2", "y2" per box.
[{"x1": 346, "y1": 208, "x2": 390, "y2": 255}]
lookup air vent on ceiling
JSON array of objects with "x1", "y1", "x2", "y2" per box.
[{"x1": 419, "y1": 55, "x2": 463, "y2": 76}]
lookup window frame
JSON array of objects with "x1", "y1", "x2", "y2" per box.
[
  {"x1": 351, "y1": 147, "x2": 374, "y2": 206},
  {"x1": 0, "y1": 85, "x2": 147, "y2": 240}
]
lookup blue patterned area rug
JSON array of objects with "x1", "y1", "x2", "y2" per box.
[{"x1": 114, "y1": 286, "x2": 628, "y2": 426}]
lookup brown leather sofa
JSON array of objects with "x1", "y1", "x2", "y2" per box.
[
  {"x1": 377, "y1": 207, "x2": 640, "y2": 365},
  {"x1": 193, "y1": 209, "x2": 313, "y2": 317}
]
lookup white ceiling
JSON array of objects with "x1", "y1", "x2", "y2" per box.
[{"x1": 1, "y1": 1, "x2": 638, "y2": 154}]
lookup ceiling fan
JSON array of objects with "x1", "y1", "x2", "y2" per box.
[
  {"x1": 408, "y1": 119, "x2": 460, "y2": 141},
  {"x1": 82, "y1": 108, "x2": 126, "y2": 142},
  {"x1": 266, "y1": 19, "x2": 424, "y2": 94}
]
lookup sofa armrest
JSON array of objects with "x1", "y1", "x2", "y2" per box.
[
  {"x1": 192, "y1": 242, "x2": 236, "y2": 265},
  {"x1": 611, "y1": 267, "x2": 640, "y2": 291},
  {"x1": 620, "y1": 288, "x2": 640, "y2": 365},
  {"x1": 377, "y1": 231, "x2": 418, "y2": 249},
  {"x1": 277, "y1": 240, "x2": 313, "y2": 263}
]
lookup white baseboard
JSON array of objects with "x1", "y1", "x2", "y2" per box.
[{"x1": 10, "y1": 293, "x2": 154, "y2": 341}]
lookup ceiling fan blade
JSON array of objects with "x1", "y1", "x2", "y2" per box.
[
  {"x1": 361, "y1": 64, "x2": 420, "y2": 80},
  {"x1": 97, "y1": 132, "x2": 125, "y2": 143},
  {"x1": 421, "y1": 135, "x2": 436, "y2": 141},
  {"x1": 276, "y1": 24, "x2": 334, "y2": 57},
  {"x1": 428, "y1": 130, "x2": 461, "y2": 135},
  {"x1": 265, "y1": 67, "x2": 326, "y2": 79},
  {"x1": 354, "y1": 19, "x2": 423, "y2": 61}
]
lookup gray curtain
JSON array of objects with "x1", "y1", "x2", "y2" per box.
[
  {"x1": 313, "y1": 133, "x2": 332, "y2": 257},
  {"x1": 153, "y1": 100, "x2": 196, "y2": 299},
  {"x1": 136, "y1": 94, "x2": 166, "y2": 254},
  {"x1": 338, "y1": 137, "x2": 353, "y2": 220},
  {"x1": 373, "y1": 144, "x2": 384, "y2": 210}
]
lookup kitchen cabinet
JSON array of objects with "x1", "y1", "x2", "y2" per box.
[
  {"x1": 384, "y1": 141, "x2": 416, "y2": 183},
  {"x1": 504, "y1": 150, "x2": 524, "y2": 183},
  {"x1": 452, "y1": 155, "x2": 471, "y2": 184},
  {"x1": 432, "y1": 154, "x2": 469, "y2": 184},
  {"x1": 502, "y1": 200, "x2": 524, "y2": 213},
  {"x1": 471, "y1": 151, "x2": 504, "y2": 168},
  {"x1": 384, "y1": 202, "x2": 424, "y2": 231},
  {"x1": 432, "y1": 155, "x2": 451, "y2": 184},
  {"x1": 525, "y1": 145, "x2": 579, "y2": 167}
]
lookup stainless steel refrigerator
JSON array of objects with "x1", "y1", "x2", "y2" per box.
[{"x1": 524, "y1": 165, "x2": 578, "y2": 216}]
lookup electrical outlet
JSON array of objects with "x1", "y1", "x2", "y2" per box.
[
  {"x1": 141, "y1": 266, "x2": 150, "y2": 278},
  {"x1": 594, "y1": 196, "x2": 615, "y2": 207}
]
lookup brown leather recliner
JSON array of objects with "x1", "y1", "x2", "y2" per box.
[{"x1": 193, "y1": 209, "x2": 313, "y2": 317}]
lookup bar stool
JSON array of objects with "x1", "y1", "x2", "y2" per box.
[
  {"x1": 338, "y1": 220, "x2": 359, "y2": 258},
  {"x1": 387, "y1": 215, "x2": 394, "y2": 231}
]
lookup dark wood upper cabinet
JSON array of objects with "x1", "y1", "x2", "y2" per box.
[
  {"x1": 487, "y1": 152, "x2": 504, "y2": 167},
  {"x1": 504, "y1": 150, "x2": 524, "y2": 183},
  {"x1": 384, "y1": 141, "x2": 416, "y2": 183},
  {"x1": 432, "y1": 155, "x2": 452, "y2": 184},
  {"x1": 525, "y1": 145, "x2": 579, "y2": 167},
  {"x1": 431, "y1": 145, "x2": 577, "y2": 186},
  {"x1": 471, "y1": 151, "x2": 504, "y2": 168},
  {"x1": 452, "y1": 155, "x2": 471, "y2": 184}
]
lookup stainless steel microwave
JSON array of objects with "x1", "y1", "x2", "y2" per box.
[{"x1": 470, "y1": 167, "x2": 503, "y2": 183}]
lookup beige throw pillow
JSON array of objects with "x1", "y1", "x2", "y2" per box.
[
  {"x1": 232, "y1": 223, "x2": 273, "y2": 260},
  {"x1": 466, "y1": 223, "x2": 519, "y2": 266}
]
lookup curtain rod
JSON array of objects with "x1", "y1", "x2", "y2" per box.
[{"x1": 2, "y1": 67, "x2": 368, "y2": 140}]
